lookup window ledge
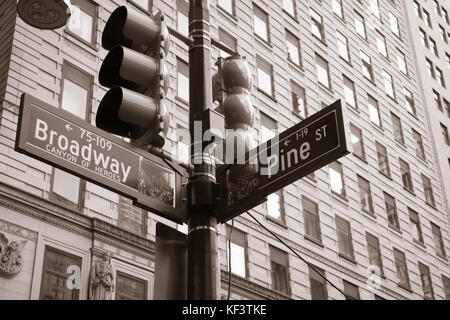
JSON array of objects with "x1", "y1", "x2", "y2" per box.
[
  {"x1": 339, "y1": 253, "x2": 357, "y2": 264},
  {"x1": 403, "y1": 187, "x2": 416, "y2": 197},
  {"x1": 254, "y1": 34, "x2": 273, "y2": 50},
  {"x1": 388, "y1": 225, "x2": 403, "y2": 236},
  {"x1": 217, "y1": 6, "x2": 238, "y2": 24},
  {"x1": 175, "y1": 95, "x2": 189, "y2": 106},
  {"x1": 363, "y1": 76, "x2": 377, "y2": 87},
  {"x1": 353, "y1": 153, "x2": 368, "y2": 164},
  {"x1": 386, "y1": 94, "x2": 398, "y2": 104},
  {"x1": 291, "y1": 111, "x2": 306, "y2": 121},
  {"x1": 331, "y1": 191, "x2": 348, "y2": 204},
  {"x1": 266, "y1": 215, "x2": 288, "y2": 229},
  {"x1": 346, "y1": 104, "x2": 360, "y2": 115},
  {"x1": 287, "y1": 59, "x2": 304, "y2": 75},
  {"x1": 312, "y1": 34, "x2": 327, "y2": 47},
  {"x1": 394, "y1": 140, "x2": 408, "y2": 152},
  {"x1": 398, "y1": 283, "x2": 413, "y2": 293},
  {"x1": 436, "y1": 253, "x2": 448, "y2": 262},
  {"x1": 361, "y1": 210, "x2": 376, "y2": 221},
  {"x1": 340, "y1": 57, "x2": 353, "y2": 68},
  {"x1": 317, "y1": 83, "x2": 334, "y2": 97},
  {"x1": 304, "y1": 235, "x2": 324, "y2": 248},
  {"x1": 257, "y1": 87, "x2": 277, "y2": 103},
  {"x1": 413, "y1": 239, "x2": 426, "y2": 250},
  {"x1": 64, "y1": 30, "x2": 98, "y2": 51},
  {"x1": 370, "y1": 122, "x2": 384, "y2": 133},
  {"x1": 379, "y1": 171, "x2": 393, "y2": 181},
  {"x1": 425, "y1": 201, "x2": 437, "y2": 211},
  {"x1": 282, "y1": 9, "x2": 298, "y2": 23}
]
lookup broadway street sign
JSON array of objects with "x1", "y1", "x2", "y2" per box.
[
  {"x1": 217, "y1": 100, "x2": 349, "y2": 223},
  {"x1": 15, "y1": 93, "x2": 187, "y2": 223}
]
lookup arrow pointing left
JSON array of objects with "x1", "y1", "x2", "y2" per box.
[{"x1": 65, "y1": 124, "x2": 73, "y2": 132}]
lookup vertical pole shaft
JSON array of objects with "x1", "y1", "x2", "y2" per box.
[{"x1": 187, "y1": 0, "x2": 218, "y2": 299}]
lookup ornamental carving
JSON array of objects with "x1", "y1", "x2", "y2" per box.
[{"x1": 0, "y1": 233, "x2": 27, "y2": 278}]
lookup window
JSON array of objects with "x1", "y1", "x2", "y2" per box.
[
  {"x1": 291, "y1": 81, "x2": 307, "y2": 118},
  {"x1": 412, "y1": 129, "x2": 426, "y2": 160},
  {"x1": 316, "y1": 54, "x2": 331, "y2": 88},
  {"x1": 130, "y1": 0, "x2": 150, "y2": 11},
  {"x1": 389, "y1": 12, "x2": 400, "y2": 37},
  {"x1": 286, "y1": 30, "x2": 301, "y2": 66},
  {"x1": 67, "y1": 0, "x2": 96, "y2": 44},
  {"x1": 329, "y1": 162, "x2": 345, "y2": 197},
  {"x1": 376, "y1": 142, "x2": 390, "y2": 177},
  {"x1": 446, "y1": 52, "x2": 450, "y2": 69},
  {"x1": 436, "y1": 67, "x2": 445, "y2": 87},
  {"x1": 176, "y1": 0, "x2": 188, "y2": 35},
  {"x1": 376, "y1": 32, "x2": 388, "y2": 57},
  {"x1": 218, "y1": 0, "x2": 234, "y2": 15},
  {"x1": 309, "y1": 266, "x2": 327, "y2": 300},
  {"x1": 177, "y1": 58, "x2": 189, "y2": 102},
  {"x1": 358, "y1": 175, "x2": 374, "y2": 214},
  {"x1": 332, "y1": 0, "x2": 343, "y2": 18},
  {"x1": 400, "y1": 158, "x2": 414, "y2": 192},
  {"x1": 226, "y1": 226, "x2": 247, "y2": 278},
  {"x1": 426, "y1": 58, "x2": 435, "y2": 78},
  {"x1": 418, "y1": 263, "x2": 434, "y2": 300},
  {"x1": 266, "y1": 191, "x2": 285, "y2": 222},
  {"x1": 391, "y1": 113, "x2": 404, "y2": 144},
  {"x1": 393, "y1": 248, "x2": 410, "y2": 289},
  {"x1": 442, "y1": 275, "x2": 450, "y2": 300},
  {"x1": 269, "y1": 246, "x2": 289, "y2": 295},
  {"x1": 443, "y1": 8, "x2": 449, "y2": 24},
  {"x1": 369, "y1": 0, "x2": 380, "y2": 20},
  {"x1": 444, "y1": 98, "x2": 450, "y2": 118},
  {"x1": 433, "y1": 90, "x2": 443, "y2": 111},
  {"x1": 433, "y1": 0, "x2": 441, "y2": 16},
  {"x1": 336, "y1": 215, "x2": 354, "y2": 260},
  {"x1": 51, "y1": 62, "x2": 92, "y2": 208},
  {"x1": 420, "y1": 28, "x2": 429, "y2": 47},
  {"x1": 439, "y1": 25, "x2": 448, "y2": 43},
  {"x1": 383, "y1": 70, "x2": 395, "y2": 98},
  {"x1": 343, "y1": 75, "x2": 357, "y2": 108},
  {"x1": 360, "y1": 51, "x2": 374, "y2": 81},
  {"x1": 177, "y1": 127, "x2": 190, "y2": 164},
  {"x1": 441, "y1": 123, "x2": 450, "y2": 145},
  {"x1": 39, "y1": 246, "x2": 81, "y2": 300},
  {"x1": 115, "y1": 272, "x2": 147, "y2": 300},
  {"x1": 431, "y1": 222, "x2": 446, "y2": 257},
  {"x1": 404, "y1": 87, "x2": 416, "y2": 115},
  {"x1": 256, "y1": 56, "x2": 274, "y2": 96},
  {"x1": 384, "y1": 192, "x2": 400, "y2": 230},
  {"x1": 368, "y1": 95, "x2": 381, "y2": 126},
  {"x1": 423, "y1": 10, "x2": 432, "y2": 27},
  {"x1": 253, "y1": 4, "x2": 269, "y2": 42},
  {"x1": 409, "y1": 208, "x2": 424, "y2": 244},
  {"x1": 397, "y1": 50, "x2": 407, "y2": 74},
  {"x1": 260, "y1": 112, "x2": 277, "y2": 143},
  {"x1": 282, "y1": 0, "x2": 296, "y2": 18},
  {"x1": 366, "y1": 233, "x2": 384, "y2": 276},
  {"x1": 343, "y1": 280, "x2": 360, "y2": 300},
  {"x1": 354, "y1": 11, "x2": 367, "y2": 39},
  {"x1": 302, "y1": 196, "x2": 322, "y2": 243},
  {"x1": 413, "y1": 1, "x2": 421, "y2": 17},
  {"x1": 310, "y1": 8, "x2": 325, "y2": 42},
  {"x1": 350, "y1": 124, "x2": 365, "y2": 159},
  {"x1": 218, "y1": 28, "x2": 237, "y2": 58},
  {"x1": 336, "y1": 31, "x2": 350, "y2": 62},
  {"x1": 429, "y1": 38, "x2": 438, "y2": 57}
]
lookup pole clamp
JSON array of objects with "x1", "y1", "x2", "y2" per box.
[{"x1": 188, "y1": 225, "x2": 218, "y2": 235}]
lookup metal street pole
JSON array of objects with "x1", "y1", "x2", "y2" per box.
[{"x1": 186, "y1": 0, "x2": 219, "y2": 299}]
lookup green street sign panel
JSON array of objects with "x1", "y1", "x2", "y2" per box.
[
  {"x1": 15, "y1": 93, "x2": 187, "y2": 223},
  {"x1": 217, "y1": 100, "x2": 349, "y2": 223}
]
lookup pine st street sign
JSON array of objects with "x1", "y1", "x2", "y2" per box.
[
  {"x1": 217, "y1": 100, "x2": 349, "y2": 223},
  {"x1": 15, "y1": 93, "x2": 187, "y2": 223}
]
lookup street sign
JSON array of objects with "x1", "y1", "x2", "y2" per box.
[
  {"x1": 217, "y1": 100, "x2": 349, "y2": 223},
  {"x1": 15, "y1": 93, "x2": 187, "y2": 223}
]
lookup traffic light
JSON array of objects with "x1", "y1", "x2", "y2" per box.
[{"x1": 96, "y1": 6, "x2": 170, "y2": 149}]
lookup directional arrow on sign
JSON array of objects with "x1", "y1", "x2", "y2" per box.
[{"x1": 217, "y1": 100, "x2": 349, "y2": 223}]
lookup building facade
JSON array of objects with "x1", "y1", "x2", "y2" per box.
[{"x1": 0, "y1": 0, "x2": 449, "y2": 300}]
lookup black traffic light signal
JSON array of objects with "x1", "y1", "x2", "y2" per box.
[{"x1": 97, "y1": 6, "x2": 170, "y2": 149}]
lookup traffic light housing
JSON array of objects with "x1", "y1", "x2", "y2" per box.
[{"x1": 96, "y1": 6, "x2": 170, "y2": 149}]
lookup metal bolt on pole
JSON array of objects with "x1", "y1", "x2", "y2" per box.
[{"x1": 186, "y1": 0, "x2": 219, "y2": 299}]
